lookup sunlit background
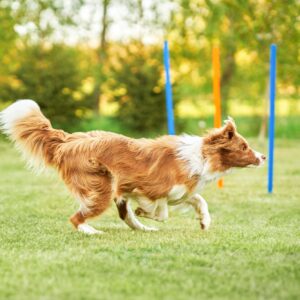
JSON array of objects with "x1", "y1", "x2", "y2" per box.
[{"x1": 0, "y1": 0, "x2": 299, "y2": 137}]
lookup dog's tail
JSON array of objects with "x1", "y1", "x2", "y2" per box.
[{"x1": 0, "y1": 99, "x2": 67, "y2": 172}]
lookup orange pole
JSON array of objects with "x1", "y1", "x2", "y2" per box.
[{"x1": 212, "y1": 47, "x2": 223, "y2": 188}]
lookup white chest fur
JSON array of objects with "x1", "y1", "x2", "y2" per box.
[{"x1": 176, "y1": 135, "x2": 204, "y2": 177}]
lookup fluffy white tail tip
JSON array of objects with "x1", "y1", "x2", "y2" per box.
[{"x1": 0, "y1": 99, "x2": 40, "y2": 133}]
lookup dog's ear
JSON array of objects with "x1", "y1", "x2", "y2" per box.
[
  {"x1": 222, "y1": 117, "x2": 236, "y2": 140},
  {"x1": 205, "y1": 117, "x2": 237, "y2": 143}
]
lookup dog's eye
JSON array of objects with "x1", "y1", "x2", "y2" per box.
[{"x1": 242, "y1": 144, "x2": 247, "y2": 151}]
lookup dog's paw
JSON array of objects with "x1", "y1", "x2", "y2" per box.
[
  {"x1": 135, "y1": 207, "x2": 145, "y2": 216},
  {"x1": 78, "y1": 224, "x2": 104, "y2": 235},
  {"x1": 200, "y1": 214, "x2": 211, "y2": 230},
  {"x1": 142, "y1": 226, "x2": 159, "y2": 232},
  {"x1": 135, "y1": 208, "x2": 159, "y2": 222}
]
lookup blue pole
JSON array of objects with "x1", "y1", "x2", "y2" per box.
[
  {"x1": 268, "y1": 44, "x2": 277, "y2": 193},
  {"x1": 163, "y1": 40, "x2": 175, "y2": 135}
]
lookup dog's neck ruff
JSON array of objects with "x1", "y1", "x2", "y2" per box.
[
  {"x1": 176, "y1": 135, "x2": 207, "y2": 177},
  {"x1": 176, "y1": 135, "x2": 227, "y2": 183}
]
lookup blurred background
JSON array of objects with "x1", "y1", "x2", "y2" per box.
[{"x1": 0, "y1": 0, "x2": 299, "y2": 138}]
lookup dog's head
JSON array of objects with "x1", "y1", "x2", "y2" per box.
[{"x1": 203, "y1": 117, "x2": 266, "y2": 172}]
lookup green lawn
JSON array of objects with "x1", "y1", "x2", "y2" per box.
[{"x1": 0, "y1": 139, "x2": 299, "y2": 300}]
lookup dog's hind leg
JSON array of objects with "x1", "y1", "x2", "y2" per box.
[
  {"x1": 70, "y1": 204, "x2": 106, "y2": 235},
  {"x1": 187, "y1": 194, "x2": 211, "y2": 230},
  {"x1": 69, "y1": 177, "x2": 113, "y2": 235},
  {"x1": 115, "y1": 197, "x2": 158, "y2": 231}
]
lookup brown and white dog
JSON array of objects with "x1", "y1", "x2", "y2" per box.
[{"x1": 0, "y1": 100, "x2": 266, "y2": 234}]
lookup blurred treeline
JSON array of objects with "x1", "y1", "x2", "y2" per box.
[{"x1": 0, "y1": 0, "x2": 299, "y2": 137}]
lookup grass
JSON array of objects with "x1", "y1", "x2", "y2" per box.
[{"x1": 0, "y1": 138, "x2": 299, "y2": 300}]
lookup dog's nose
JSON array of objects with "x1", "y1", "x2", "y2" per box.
[{"x1": 261, "y1": 155, "x2": 266, "y2": 160}]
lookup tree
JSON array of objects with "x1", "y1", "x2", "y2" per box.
[
  {"x1": 5, "y1": 44, "x2": 91, "y2": 128},
  {"x1": 109, "y1": 42, "x2": 167, "y2": 132},
  {"x1": 91, "y1": 0, "x2": 111, "y2": 114},
  {"x1": 169, "y1": 0, "x2": 299, "y2": 123},
  {"x1": 0, "y1": 5, "x2": 17, "y2": 59}
]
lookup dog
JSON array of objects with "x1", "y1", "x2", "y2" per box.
[{"x1": 0, "y1": 100, "x2": 266, "y2": 234}]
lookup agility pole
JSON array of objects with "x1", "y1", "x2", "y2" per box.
[
  {"x1": 268, "y1": 44, "x2": 277, "y2": 193},
  {"x1": 163, "y1": 41, "x2": 175, "y2": 135},
  {"x1": 212, "y1": 46, "x2": 223, "y2": 188}
]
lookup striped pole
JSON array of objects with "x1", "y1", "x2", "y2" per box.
[
  {"x1": 212, "y1": 47, "x2": 223, "y2": 188},
  {"x1": 268, "y1": 44, "x2": 277, "y2": 193},
  {"x1": 163, "y1": 41, "x2": 175, "y2": 135}
]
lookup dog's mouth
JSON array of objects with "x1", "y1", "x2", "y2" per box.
[{"x1": 248, "y1": 152, "x2": 266, "y2": 168}]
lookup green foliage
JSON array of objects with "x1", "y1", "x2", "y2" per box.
[
  {"x1": 170, "y1": 0, "x2": 300, "y2": 114},
  {"x1": 0, "y1": 0, "x2": 299, "y2": 135},
  {"x1": 109, "y1": 43, "x2": 168, "y2": 132},
  {"x1": 0, "y1": 6, "x2": 16, "y2": 59},
  {"x1": 1, "y1": 45, "x2": 91, "y2": 128}
]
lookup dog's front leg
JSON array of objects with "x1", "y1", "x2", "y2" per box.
[
  {"x1": 154, "y1": 199, "x2": 168, "y2": 222},
  {"x1": 115, "y1": 197, "x2": 158, "y2": 231},
  {"x1": 136, "y1": 199, "x2": 168, "y2": 222},
  {"x1": 135, "y1": 197, "x2": 158, "y2": 220},
  {"x1": 187, "y1": 194, "x2": 211, "y2": 230}
]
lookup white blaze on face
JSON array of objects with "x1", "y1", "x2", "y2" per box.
[{"x1": 254, "y1": 150, "x2": 266, "y2": 166}]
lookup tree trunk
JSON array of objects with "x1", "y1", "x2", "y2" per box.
[{"x1": 92, "y1": 0, "x2": 110, "y2": 114}]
